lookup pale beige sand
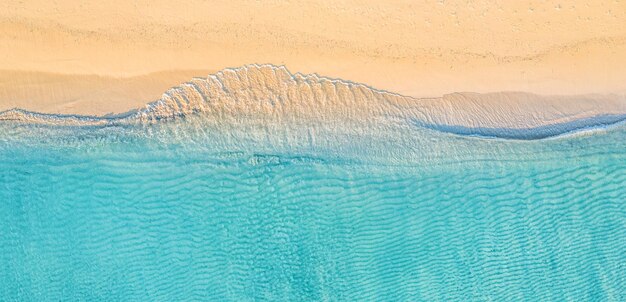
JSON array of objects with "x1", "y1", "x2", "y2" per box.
[{"x1": 1, "y1": 1, "x2": 625, "y2": 115}]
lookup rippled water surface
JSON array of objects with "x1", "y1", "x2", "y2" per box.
[{"x1": 1, "y1": 113, "x2": 625, "y2": 301}]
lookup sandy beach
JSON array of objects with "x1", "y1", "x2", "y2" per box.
[
  {"x1": 2, "y1": 3, "x2": 626, "y2": 300},
  {"x1": 1, "y1": 0, "x2": 625, "y2": 115}
]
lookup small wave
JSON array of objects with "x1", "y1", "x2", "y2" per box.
[
  {"x1": 1, "y1": 64, "x2": 625, "y2": 141},
  {"x1": 413, "y1": 114, "x2": 626, "y2": 140}
]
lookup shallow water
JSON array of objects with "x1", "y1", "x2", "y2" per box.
[{"x1": 1, "y1": 114, "x2": 624, "y2": 301}]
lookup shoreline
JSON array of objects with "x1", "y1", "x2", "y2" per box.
[{"x1": 2, "y1": 64, "x2": 625, "y2": 140}]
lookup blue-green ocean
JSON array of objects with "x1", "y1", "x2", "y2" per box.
[{"x1": 1, "y1": 114, "x2": 625, "y2": 301}]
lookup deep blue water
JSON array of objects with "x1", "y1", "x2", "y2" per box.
[{"x1": 1, "y1": 118, "x2": 625, "y2": 301}]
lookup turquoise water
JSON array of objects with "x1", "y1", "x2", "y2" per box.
[{"x1": 1, "y1": 116, "x2": 625, "y2": 301}]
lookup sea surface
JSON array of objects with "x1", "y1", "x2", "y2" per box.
[{"x1": 1, "y1": 66, "x2": 625, "y2": 301}]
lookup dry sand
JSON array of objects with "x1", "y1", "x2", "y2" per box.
[{"x1": 1, "y1": 0, "x2": 625, "y2": 115}]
